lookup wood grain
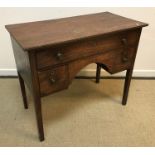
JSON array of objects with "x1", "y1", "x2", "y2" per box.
[
  {"x1": 6, "y1": 12, "x2": 148, "y2": 141},
  {"x1": 6, "y1": 12, "x2": 148, "y2": 50},
  {"x1": 38, "y1": 65, "x2": 69, "y2": 96},
  {"x1": 36, "y1": 29, "x2": 140, "y2": 69},
  {"x1": 11, "y1": 37, "x2": 32, "y2": 90}
]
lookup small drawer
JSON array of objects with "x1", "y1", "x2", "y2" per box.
[
  {"x1": 108, "y1": 47, "x2": 136, "y2": 73},
  {"x1": 36, "y1": 29, "x2": 141, "y2": 69},
  {"x1": 38, "y1": 65, "x2": 69, "y2": 96}
]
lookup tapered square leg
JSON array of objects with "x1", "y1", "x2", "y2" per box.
[
  {"x1": 122, "y1": 68, "x2": 133, "y2": 106},
  {"x1": 33, "y1": 93, "x2": 44, "y2": 141},
  {"x1": 29, "y1": 52, "x2": 45, "y2": 141},
  {"x1": 96, "y1": 64, "x2": 101, "y2": 83},
  {"x1": 18, "y1": 72, "x2": 28, "y2": 109}
]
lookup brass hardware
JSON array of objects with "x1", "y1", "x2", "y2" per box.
[
  {"x1": 121, "y1": 38, "x2": 127, "y2": 46},
  {"x1": 56, "y1": 52, "x2": 63, "y2": 60},
  {"x1": 50, "y1": 70, "x2": 56, "y2": 83},
  {"x1": 50, "y1": 77, "x2": 56, "y2": 83},
  {"x1": 122, "y1": 56, "x2": 128, "y2": 62}
]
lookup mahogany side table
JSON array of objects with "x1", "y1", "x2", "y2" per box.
[{"x1": 6, "y1": 12, "x2": 148, "y2": 141}]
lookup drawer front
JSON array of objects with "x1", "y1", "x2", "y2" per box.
[
  {"x1": 68, "y1": 47, "x2": 136, "y2": 81},
  {"x1": 36, "y1": 29, "x2": 140, "y2": 69},
  {"x1": 110, "y1": 47, "x2": 136, "y2": 73},
  {"x1": 38, "y1": 65, "x2": 69, "y2": 96}
]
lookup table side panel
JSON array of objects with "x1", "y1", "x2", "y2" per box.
[{"x1": 11, "y1": 37, "x2": 32, "y2": 90}]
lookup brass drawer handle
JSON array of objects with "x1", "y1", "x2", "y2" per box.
[
  {"x1": 50, "y1": 71, "x2": 56, "y2": 84},
  {"x1": 122, "y1": 56, "x2": 128, "y2": 62},
  {"x1": 121, "y1": 38, "x2": 128, "y2": 63},
  {"x1": 56, "y1": 52, "x2": 63, "y2": 60},
  {"x1": 50, "y1": 77, "x2": 56, "y2": 84},
  {"x1": 121, "y1": 38, "x2": 128, "y2": 46}
]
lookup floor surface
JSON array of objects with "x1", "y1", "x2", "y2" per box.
[{"x1": 0, "y1": 78, "x2": 155, "y2": 146}]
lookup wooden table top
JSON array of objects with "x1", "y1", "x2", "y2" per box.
[{"x1": 5, "y1": 12, "x2": 148, "y2": 51}]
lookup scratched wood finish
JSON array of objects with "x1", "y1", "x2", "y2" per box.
[{"x1": 6, "y1": 12, "x2": 148, "y2": 141}]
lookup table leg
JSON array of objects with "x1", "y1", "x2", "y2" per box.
[
  {"x1": 18, "y1": 72, "x2": 28, "y2": 109},
  {"x1": 122, "y1": 68, "x2": 133, "y2": 106},
  {"x1": 29, "y1": 52, "x2": 45, "y2": 141},
  {"x1": 96, "y1": 64, "x2": 101, "y2": 83},
  {"x1": 32, "y1": 91, "x2": 44, "y2": 141}
]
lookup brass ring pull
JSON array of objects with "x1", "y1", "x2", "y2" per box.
[
  {"x1": 50, "y1": 77, "x2": 56, "y2": 84},
  {"x1": 56, "y1": 52, "x2": 63, "y2": 60},
  {"x1": 122, "y1": 56, "x2": 128, "y2": 62},
  {"x1": 50, "y1": 71, "x2": 56, "y2": 84},
  {"x1": 121, "y1": 38, "x2": 128, "y2": 46}
]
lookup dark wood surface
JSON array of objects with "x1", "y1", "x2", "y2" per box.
[
  {"x1": 38, "y1": 65, "x2": 69, "y2": 96},
  {"x1": 28, "y1": 52, "x2": 45, "y2": 141},
  {"x1": 6, "y1": 12, "x2": 148, "y2": 141},
  {"x1": 11, "y1": 37, "x2": 32, "y2": 90},
  {"x1": 18, "y1": 72, "x2": 28, "y2": 109},
  {"x1": 36, "y1": 29, "x2": 140, "y2": 70},
  {"x1": 96, "y1": 64, "x2": 101, "y2": 83},
  {"x1": 6, "y1": 12, "x2": 148, "y2": 50}
]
